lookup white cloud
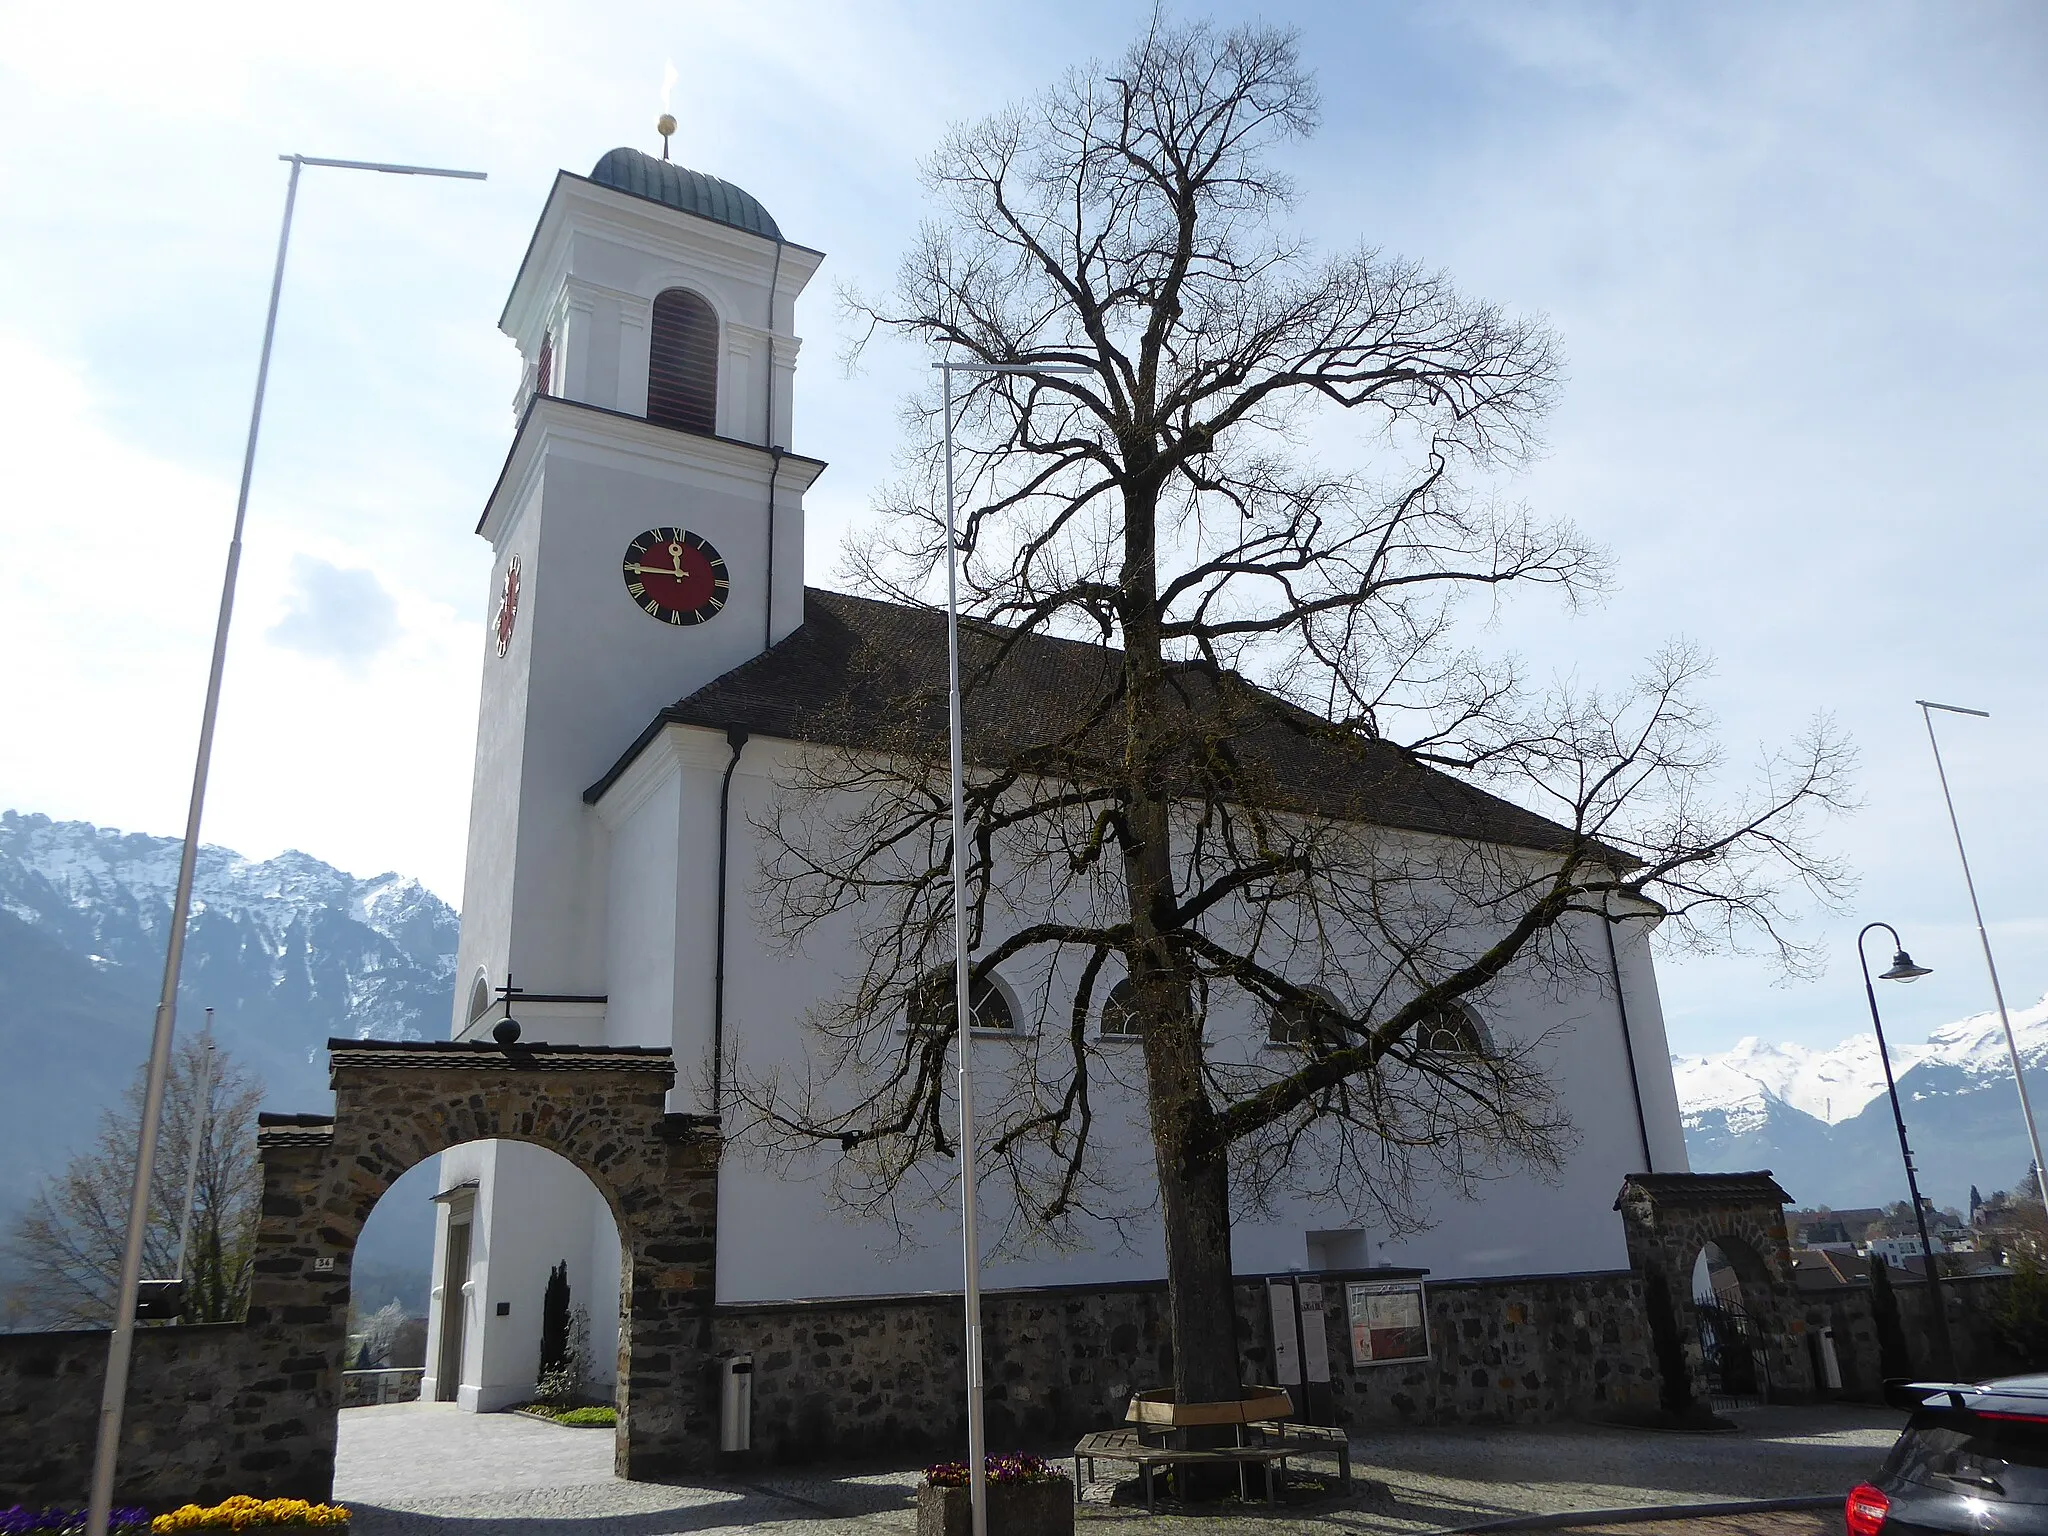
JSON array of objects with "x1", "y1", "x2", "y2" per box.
[{"x1": 268, "y1": 556, "x2": 401, "y2": 666}]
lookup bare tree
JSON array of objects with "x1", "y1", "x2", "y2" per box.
[
  {"x1": 737, "y1": 14, "x2": 1852, "y2": 1411},
  {"x1": 6, "y1": 1036, "x2": 260, "y2": 1328}
]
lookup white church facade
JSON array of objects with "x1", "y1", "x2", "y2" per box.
[{"x1": 417, "y1": 146, "x2": 1692, "y2": 1415}]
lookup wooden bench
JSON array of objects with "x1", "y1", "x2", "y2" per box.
[
  {"x1": 1071, "y1": 1428, "x2": 1290, "y2": 1512},
  {"x1": 1246, "y1": 1421, "x2": 1352, "y2": 1492}
]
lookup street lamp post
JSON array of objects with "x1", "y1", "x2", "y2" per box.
[
  {"x1": 86, "y1": 152, "x2": 484, "y2": 1536},
  {"x1": 1917, "y1": 700, "x2": 2048, "y2": 1213},
  {"x1": 933, "y1": 356, "x2": 1088, "y2": 1536},
  {"x1": 1855, "y1": 921, "x2": 1955, "y2": 1377}
]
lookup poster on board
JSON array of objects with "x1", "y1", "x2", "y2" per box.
[{"x1": 1347, "y1": 1280, "x2": 1429, "y2": 1365}]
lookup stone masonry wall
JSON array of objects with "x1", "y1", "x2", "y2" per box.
[
  {"x1": 0, "y1": 1324, "x2": 289, "y2": 1507},
  {"x1": 1804, "y1": 1270, "x2": 2033, "y2": 1396},
  {"x1": 716, "y1": 1268, "x2": 1656, "y2": 1464},
  {"x1": 0, "y1": 1043, "x2": 711, "y2": 1509}
]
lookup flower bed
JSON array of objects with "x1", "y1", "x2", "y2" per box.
[
  {"x1": 3, "y1": 1508, "x2": 151, "y2": 1536},
  {"x1": 152, "y1": 1498, "x2": 349, "y2": 1532},
  {"x1": 0, "y1": 1506, "x2": 348, "y2": 1536}
]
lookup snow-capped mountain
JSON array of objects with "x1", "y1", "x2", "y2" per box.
[
  {"x1": 1675, "y1": 996, "x2": 2048, "y2": 1212},
  {"x1": 0, "y1": 810, "x2": 459, "y2": 1229},
  {"x1": 1674, "y1": 998, "x2": 2048, "y2": 1132}
]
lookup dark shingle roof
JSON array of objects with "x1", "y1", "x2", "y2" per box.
[
  {"x1": 326, "y1": 1038, "x2": 675, "y2": 1079},
  {"x1": 587, "y1": 589, "x2": 1587, "y2": 858},
  {"x1": 1616, "y1": 1171, "x2": 1794, "y2": 1210},
  {"x1": 588, "y1": 148, "x2": 781, "y2": 240}
]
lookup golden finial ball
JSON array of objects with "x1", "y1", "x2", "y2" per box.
[{"x1": 657, "y1": 114, "x2": 677, "y2": 138}]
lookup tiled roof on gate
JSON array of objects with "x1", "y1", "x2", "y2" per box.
[
  {"x1": 1615, "y1": 1171, "x2": 1794, "y2": 1210},
  {"x1": 327, "y1": 1038, "x2": 675, "y2": 1078},
  {"x1": 588, "y1": 588, "x2": 1592, "y2": 859},
  {"x1": 256, "y1": 1112, "x2": 335, "y2": 1149}
]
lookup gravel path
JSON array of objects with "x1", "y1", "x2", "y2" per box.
[{"x1": 334, "y1": 1401, "x2": 1898, "y2": 1536}]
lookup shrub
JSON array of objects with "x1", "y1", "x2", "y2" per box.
[
  {"x1": 554, "y1": 1405, "x2": 616, "y2": 1427},
  {"x1": 925, "y1": 1453, "x2": 1061, "y2": 1488},
  {"x1": 1995, "y1": 1251, "x2": 2048, "y2": 1368}
]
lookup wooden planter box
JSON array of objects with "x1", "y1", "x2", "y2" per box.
[{"x1": 916, "y1": 1479, "x2": 1072, "y2": 1536}]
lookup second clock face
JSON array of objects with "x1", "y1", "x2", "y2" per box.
[{"x1": 622, "y1": 527, "x2": 728, "y2": 626}]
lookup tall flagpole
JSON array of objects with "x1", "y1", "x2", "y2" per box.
[
  {"x1": 939, "y1": 360, "x2": 989, "y2": 1536},
  {"x1": 932, "y1": 358, "x2": 1087, "y2": 1536},
  {"x1": 1918, "y1": 700, "x2": 2048, "y2": 1212},
  {"x1": 87, "y1": 152, "x2": 483, "y2": 1536}
]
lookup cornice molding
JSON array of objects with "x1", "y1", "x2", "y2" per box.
[
  {"x1": 591, "y1": 721, "x2": 738, "y2": 827},
  {"x1": 502, "y1": 172, "x2": 824, "y2": 345},
  {"x1": 477, "y1": 395, "x2": 827, "y2": 542}
]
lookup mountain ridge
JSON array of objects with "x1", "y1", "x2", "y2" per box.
[{"x1": 1673, "y1": 995, "x2": 2048, "y2": 1212}]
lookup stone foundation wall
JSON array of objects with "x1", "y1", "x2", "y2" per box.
[
  {"x1": 0, "y1": 1323, "x2": 305, "y2": 1507},
  {"x1": 714, "y1": 1268, "x2": 1657, "y2": 1464},
  {"x1": 1804, "y1": 1270, "x2": 2034, "y2": 1395}
]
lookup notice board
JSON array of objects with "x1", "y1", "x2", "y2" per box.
[{"x1": 1346, "y1": 1279, "x2": 1429, "y2": 1366}]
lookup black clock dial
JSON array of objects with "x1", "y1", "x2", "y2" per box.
[{"x1": 622, "y1": 527, "x2": 729, "y2": 626}]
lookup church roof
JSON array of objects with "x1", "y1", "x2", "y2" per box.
[
  {"x1": 586, "y1": 588, "x2": 1596, "y2": 860},
  {"x1": 588, "y1": 148, "x2": 782, "y2": 240}
]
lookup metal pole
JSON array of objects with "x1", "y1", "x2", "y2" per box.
[
  {"x1": 86, "y1": 155, "x2": 302, "y2": 1536},
  {"x1": 1858, "y1": 922, "x2": 1955, "y2": 1376},
  {"x1": 173, "y1": 1011, "x2": 216, "y2": 1280},
  {"x1": 927, "y1": 358, "x2": 1084, "y2": 1536},
  {"x1": 940, "y1": 361, "x2": 989, "y2": 1536},
  {"x1": 87, "y1": 150, "x2": 483, "y2": 1536},
  {"x1": 1918, "y1": 701, "x2": 2048, "y2": 1212}
]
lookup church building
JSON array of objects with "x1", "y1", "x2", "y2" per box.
[{"x1": 418, "y1": 145, "x2": 1692, "y2": 1416}]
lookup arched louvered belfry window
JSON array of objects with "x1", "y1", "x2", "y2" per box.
[{"x1": 647, "y1": 288, "x2": 718, "y2": 434}]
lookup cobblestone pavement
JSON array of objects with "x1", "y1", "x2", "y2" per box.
[
  {"x1": 335, "y1": 1402, "x2": 1895, "y2": 1536},
  {"x1": 1564, "y1": 1515, "x2": 1834, "y2": 1536}
]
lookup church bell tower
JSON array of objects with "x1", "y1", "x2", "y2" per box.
[{"x1": 450, "y1": 145, "x2": 825, "y2": 1039}]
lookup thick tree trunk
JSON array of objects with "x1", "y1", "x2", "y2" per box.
[{"x1": 1120, "y1": 473, "x2": 1244, "y2": 1416}]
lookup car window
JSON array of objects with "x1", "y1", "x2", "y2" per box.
[{"x1": 1889, "y1": 1416, "x2": 2048, "y2": 1506}]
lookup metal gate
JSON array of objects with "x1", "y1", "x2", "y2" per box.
[{"x1": 1694, "y1": 1298, "x2": 1772, "y2": 1408}]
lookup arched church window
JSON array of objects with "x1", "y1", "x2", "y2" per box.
[
  {"x1": 646, "y1": 288, "x2": 718, "y2": 434},
  {"x1": 1267, "y1": 988, "x2": 1347, "y2": 1047},
  {"x1": 909, "y1": 969, "x2": 1015, "y2": 1034},
  {"x1": 1416, "y1": 1001, "x2": 1487, "y2": 1055},
  {"x1": 1101, "y1": 978, "x2": 1141, "y2": 1037},
  {"x1": 466, "y1": 969, "x2": 493, "y2": 1025}
]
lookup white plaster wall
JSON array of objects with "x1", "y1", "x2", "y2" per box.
[
  {"x1": 672, "y1": 740, "x2": 1675, "y2": 1303},
  {"x1": 510, "y1": 180, "x2": 822, "y2": 454},
  {"x1": 458, "y1": 158, "x2": 822, "y2": 1038},
  {"x1": 449, "y1": 478, "x2": 541, "y2": 1037},
  {"x1": 445, "y1": 1140, "x2": 623, "y2": 1412},
  {"x1": 1613, "y1": 914, "x2": 1690, "y2": 1173}
]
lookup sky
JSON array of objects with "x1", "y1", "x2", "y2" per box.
[{"x1": 0, "y1": 0, "x2": 2042, "y2": 1061}]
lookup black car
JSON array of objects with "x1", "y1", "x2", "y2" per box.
[{"x1": 1851, "y1": 1377, "x2": 2048, "y2": 1536}]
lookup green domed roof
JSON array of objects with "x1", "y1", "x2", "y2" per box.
[{"x1": 588, "y1": 148, "x2": 781, "y2": 240}]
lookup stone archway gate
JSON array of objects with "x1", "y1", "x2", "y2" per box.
[
  {"x1": 1615, "y1": 1171, "x2": 1814, "y2": 1402},
  {"x1": 0, "y1": 1038, "x2": 721, "y2": 1508}
]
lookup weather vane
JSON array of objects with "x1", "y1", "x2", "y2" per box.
[{"x1": 657, "y1": 113, "x2": 676, "y2": 161}]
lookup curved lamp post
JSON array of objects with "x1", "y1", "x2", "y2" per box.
[
  {"x1": 1856, "y1": 921, "x2": 1955, "y2": 1376},
  {"x1": 87, "y1": 152, "x2": 484, "y2": 1536}
]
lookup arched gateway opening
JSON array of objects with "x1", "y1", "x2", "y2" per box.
[
  {"x1": 1614, "y1": 1171, "x2": 1813, "y2": 1406},
  {"x1": 247, "y1": 1038, "x2": 719, "y2": 1495}
]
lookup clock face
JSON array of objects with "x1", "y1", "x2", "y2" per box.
[
  {"x1": 494, "y1": 555, "x2": 521, "y2": 657},
  {"x1": 623, "y1": 527, "x2": 728, "y2": 625}
]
